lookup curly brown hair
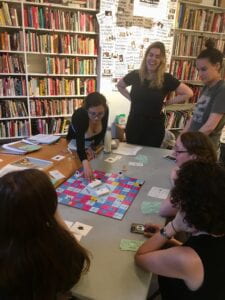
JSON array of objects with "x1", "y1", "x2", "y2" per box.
[{"x1": 171, "y1": 160, "x2": 225, "y2": 235}]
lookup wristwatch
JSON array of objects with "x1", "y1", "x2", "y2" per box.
[{"x1": 160, "y1": 227, "x2": 173, "y2": 240}]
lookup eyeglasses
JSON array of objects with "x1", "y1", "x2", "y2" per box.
[
  {"x1": 174, "y1": 149, "x2": 188, "y2": 154},
  {"x1": 88, "y1": 111, "x2": 105, "y2": 118}
]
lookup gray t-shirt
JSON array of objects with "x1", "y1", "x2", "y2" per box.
[{"x1": 189, "y1": 80, "x2": 225, "y2": 148}]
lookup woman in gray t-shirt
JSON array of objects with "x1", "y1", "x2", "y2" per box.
[{"x1": 183, "y1": 39, "x2": 225, "y2": 149}]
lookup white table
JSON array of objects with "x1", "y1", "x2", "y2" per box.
[{"x1": 58, "y1": 146, "x2": 174, "y2": 300}]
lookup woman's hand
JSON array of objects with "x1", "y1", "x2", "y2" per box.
[
  {"x1": 82, "y1": 160, "x2": 94, "y2": 181},
  {"x1": 144, "y1": 223, "x2": 161, "y2": 238},
  {"x1": 172, "y1": 211, "x2": 196, "y2": 233},
  {"x1": 86, "y1": 147, "x2": 96, "y2": 161}
]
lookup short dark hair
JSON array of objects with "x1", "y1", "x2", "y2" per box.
[
  {"x1": 171, "y1": 161, "x2": 225, "y2": 235},
  {"x1": 197, "y1": 39, "x2": 224, "y2": 70},
  {"x1": 0, "y1": 169, "x2": 90, "y2": 299},
  {"x1": 83, "y1": 92, "x2": 107, "y2": 110},
  {"x1": 180, "y1": 131, "x2": 217, "y2": 162}
]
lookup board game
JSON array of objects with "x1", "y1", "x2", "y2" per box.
[{"x1": 57, "y1": 170, "x2": 144, "y2": 220}]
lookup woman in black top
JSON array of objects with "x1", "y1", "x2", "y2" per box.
[
  {"x1": 0, "y1": 169, "x2": 90, "y2": 300},
  {"x1": 135, "y1": 160, "x2": 225, "y2": 300},
  {"x1": 117, "y1": 41, "x2": 193, "y2": 147},
  {"x1": 67, "y1": 92, "x2": 109, "y2": 180}
]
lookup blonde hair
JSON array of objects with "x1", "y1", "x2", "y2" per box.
[{"x1": 139, "y1": 41, "x2": 166, "y2": 89}]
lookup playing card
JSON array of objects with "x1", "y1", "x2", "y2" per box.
[
  {"x1": 120, "y1": 239, "x2": 144, "y2": 251},
  {"x1": 104, "y1": 157, "x2": 117, "y2": 163},
  {"x1": 70, "y1": 222, "x2": 93, "y2": 236},
  {"x1": 148, "y1": 186, "x2": 170, "y2": 199},
  {"x1": 51, "y1": 155, "x2": 65, "y2": 161},
  {"x1": 49, "y1": 170, "x2": 65, "y2": 180},
  {"x1": 129, "y1": 161, "x2": 144, "y2": 167}
]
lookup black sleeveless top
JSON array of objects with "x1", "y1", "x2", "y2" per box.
[{"x1": 158, "y1": 234, "x2": 225, "y2": 300}]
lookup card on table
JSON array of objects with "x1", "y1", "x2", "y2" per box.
[
  {"x1": 148, "y1": 186, "x2": 170, "y2": 199},
  {"x1": 141, "y1": 200, "x2": 161, "y2": 214},
  {"x1": 120, "y1": 239, "x2": 144, "y2": 251},
  {"x1": 49, "y1": 170, "x2": 65, "y2": 180},
  {"x1": 51, "y1": 155, "x2": 65, "y2": 161},
  {"x1": 129, "y1": 161, "x2": 144, "y2": 167},
  {"x1": 70, "y1": 222, "x2": 93, "y2": 237}
]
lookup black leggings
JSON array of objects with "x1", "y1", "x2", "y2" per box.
[{"x1": 125, "y1": 113, "x2": 165, "y2": 147}]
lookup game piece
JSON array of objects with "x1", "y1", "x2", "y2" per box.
[
  {"x1": 96, "y1": 187, "x2": 110, "y2": 197},
  {"x1": 57, "y1": 170, "x2": 145, "y2": 220},
  {"x1": 88, "y1": 179, "x2": 102, "y2": 189},
  {"x1": 70, "y1": 222, "x2": 93, "y2": 236},
  {"x1": 118, "y1": 171, "x2": 124, "y2": 178},
  {"x1": 75, "y1": 170, "x2": 82, "y2": 178}
]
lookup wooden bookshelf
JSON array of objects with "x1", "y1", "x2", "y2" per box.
[
  {"x1": 0, "y1": 0, "x2": 98, "y2": 140},
  {"x1": 166, "y1": 0, "x2": 225, "y2": 130}
]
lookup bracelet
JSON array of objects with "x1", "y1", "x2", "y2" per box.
[
  {"x1": 171, "y1": 221, "x2": 178, "y2": 233},
  {"x1": 160, "y1": 227, "x2": 172, "y2": 240}
]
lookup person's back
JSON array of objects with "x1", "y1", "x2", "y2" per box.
[{"x1": 0, "y1": 169, "x2": 90, "y2": 299}]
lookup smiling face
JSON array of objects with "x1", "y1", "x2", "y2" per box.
[
  {"x1": 196, "y1": 58, "x2": 220, "y2": 86},
  {"x1": 146, "y1": 47, "x2": 162, "y2": 73},
  {"x1": 173, "y1": 136, "x2": 195, "y2": 167},
  {"x1": 87, "y1": 105, "x2": 105, "y2": 123}
]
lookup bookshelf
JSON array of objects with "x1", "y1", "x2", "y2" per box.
[
  {"x1": 166, "y1": 0, "x2": 225, "y2": 130},
  {"x1": 0, "y1": 0, "x2": 98, "y2": 140}
]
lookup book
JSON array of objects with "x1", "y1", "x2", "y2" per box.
[
  {"x1": 27, "y1": 134, "x2": 61, "y2": 144},
  {"x1": 2, "y1": 141, "x2": 41, "y2": 154},
  {"x1": 10, "y1": 156, "x2": 53, "y2": 170}
]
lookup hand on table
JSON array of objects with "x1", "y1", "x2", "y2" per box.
[
  {"x1": 144, "y1": 223, "x2": 161, "y2": 238},
  {"x1": 82, "y1": 160, "x2": 95, "y2": 181}
]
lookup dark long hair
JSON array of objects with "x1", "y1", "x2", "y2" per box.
[{"x1": 0, "y1": 169, "x2": 90, "y2": 299}]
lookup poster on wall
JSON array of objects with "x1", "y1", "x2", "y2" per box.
[
  {"x1": 133, "y1": 0, "x2": 167, "y2": 18},
  {"x1": 98, "y1": 0, "x2": 177, "y2": 91}
]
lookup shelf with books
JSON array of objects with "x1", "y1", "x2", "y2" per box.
[{"x1": 0, "y1": 0, "x2": 99, "y2": 140}]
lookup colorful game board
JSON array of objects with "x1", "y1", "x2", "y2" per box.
[{"x1": 57, "y1": 170, "x2": 144, "y2": 220}]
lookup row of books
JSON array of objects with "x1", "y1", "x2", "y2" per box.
[
  {"x1": 173, "y1": 34, "x2": 225, "y2": 57},
  {"x1": 0, "y1": 77, "x2": 27, "y2": 96},
  {"x1": 178, "y1": 4, "x2": 225, "y2": 32},
  {"x1": 0, "y1": 2, "x2": 19, "y2": 27},
  {"x1": 0, "y1": 100, "x2": 28, "y2": 118},
  {"x1": 170, "y1": 60, "x2": 199, "y2": 81},
  {"x1": 45, "y1": 56, "x2": 97, "y2": 74},
  {"x1": 25, "y1": 32, "x2": 97, "y2": 55},
  {"x1": 0, "y1": 54, "x2": 25, "y2": 73},
  {"x1": 0, "y1": 32, "x2": 24, "y2": 51},
  {"x1": 24, "y1": 6, "x2": 97, "y2": 32},
  {"x1": 0, "y1": 120, "x2": 30, "y2": 137},
  {"x1": 31, "y1": 117, "x2": 70, "y2": 135},
  {"x1": 30, "y1": 98, "x2": 82, "y2": 116},
  {"x1": 165, "y1": 110, "x2": 192, "y2": 130},
  {"x1": 28, "y1": 77, "x2": 96, "y2": 96},
  {"x1": 25, "y1": 0, "x2": 97, "y2": 9}
]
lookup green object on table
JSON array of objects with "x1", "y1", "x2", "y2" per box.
[
  {"x1": 135, "y1": 154, "x2": 148, "y2": 164},
  {"x1": 141, "y1": 201, "x2": 161, "y2": 214},
  {"x1": 120, "y1": 239, "x2": 144, "y2": 251}
]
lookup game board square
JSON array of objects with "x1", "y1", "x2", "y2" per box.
[
  {"x1": 89, "y1": 207, "x2": 99, "y2": 213},
  {"x1": 113, "y1": 212, "x2": 123, "y2": 220}
]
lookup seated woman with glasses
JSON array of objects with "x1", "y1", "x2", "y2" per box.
[
  {"x1": 159, "y1": 131, "x2": 217, "y2": 217},
  {"x1": 0, "y1": 169, "x2": 90, "y2": 299},
  {"x1": 67, "y1": 92, "x2": 109, "y2": 180},
  {"x1": 135, "y1": 160, "x2": 225, "y2": 300}
]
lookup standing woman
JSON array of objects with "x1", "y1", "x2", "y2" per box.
[
  {"x1": 183, "y1": 39, "x2": 225, "y2": 149},
  {"x1": 117, "y1": 41, "x2": 193, "y2": 147},
  {"x1": 67, "y1": 92, "x2": 109, "y2": 180}
]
